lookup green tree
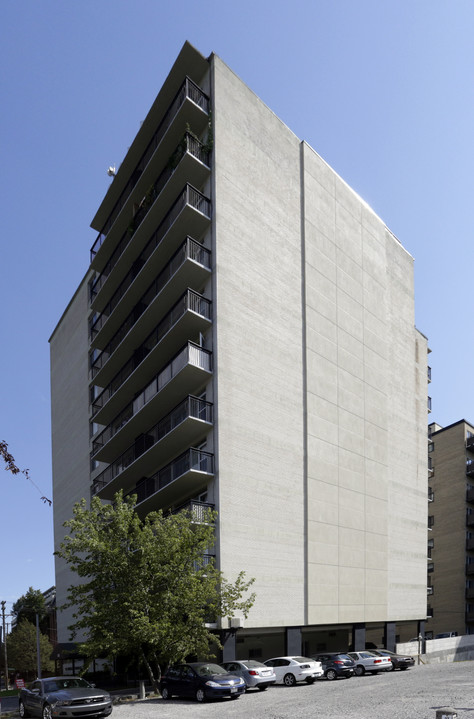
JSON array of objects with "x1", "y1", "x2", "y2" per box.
[
  {"x1": 56, "y1": 491, "x2": 255, "y2": 692},
  {"x1": 7, "y1": 621, "x2": 54, "y2": 679},
  {"x1": 12, "y1": 588, "x2": 49, "y2": 635}
]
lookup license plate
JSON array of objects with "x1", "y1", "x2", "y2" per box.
[
  {"x1": 230, "y1": 687, "x2": 237, "y2": 693},
  {"x1": 262, "y1": 670, "x2": 271, "y2": 675}
]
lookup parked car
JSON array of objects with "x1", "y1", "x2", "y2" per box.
[
  {"x1": 159, "y1": 662, "x2": 246, "y2": 702},
  {"x1": 347, "y1": 651, "x2": 391, "y2": 676},
  {"x1": 435, "y1": 632, "x2": 458, "y2": 639},
  {"x1": 263, "y1": 656, "x2": 323, "y2": 686},
  {"x1": 18, "y1": 676, "x2": 112, "y2": 718},
  {"x1": 371, "y1": 649, "x2": 415, "y2": 671},
  {"x1": 221, "y1": 660, "x2": 276, "y2": 690},
  {"x1": 311, "y1": 652, "x2": 355, "y2": 680}
]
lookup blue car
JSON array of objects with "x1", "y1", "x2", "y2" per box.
[{"x1": 160, "y1": 662, "x2": 246, "y2": 702}]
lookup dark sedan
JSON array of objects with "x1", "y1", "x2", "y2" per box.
[
  {"x1": 371, "y1": 649, "x2": 415, "y2": 671},
  {"x1": 311, "y1": 652, "x2": 355, "y2": 680},
  {"x1": 160, "y1": 662, "x2": 246, "y2": 702},
  {"x1": 19, "y1": 676, "x2": 112, "y2": 718}
]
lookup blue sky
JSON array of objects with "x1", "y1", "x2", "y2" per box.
[{"x1": 1, "y1": 0, "x2": 473, "y2": 619}]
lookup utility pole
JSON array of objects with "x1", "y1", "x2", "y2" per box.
[{"x1": 1, "y1": 601, "x2": 7, "y2": 689}]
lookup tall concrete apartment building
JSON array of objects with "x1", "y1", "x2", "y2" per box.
[
  {"x1": 426, "y1": 420, "x2": 474, "y2": 637},
  {"x1": 50, "y1": 41, "x2": 429, "y2": 660}
]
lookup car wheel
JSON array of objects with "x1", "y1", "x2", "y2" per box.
[
  {"x1": 257, "y1": 685, "x2": 268, "y2": 691},
  {"x1": 195, "y1": 688, "x2": 206, "y2": 702},
  {"x1": 42, "y1": 704, "x2": 52, "y2": 719},
  {"x1": 283, "y1": 673, "x2": 297, "y2": 687},
  {"x1": 387, "y1": 662, "x2": 395, "y2": 671},
  {"x1": 161, "y1": 686, "x2": 172, "y2": 699},
  {"x1": 326, "y1": 669, "x2": 337, "y2": 681},
  {"x1": 354, "y1": 665, "x2": 365, "y2": 676},
  {"x1": 19, "y1": 701, "x2": 30, "y2": 718}
]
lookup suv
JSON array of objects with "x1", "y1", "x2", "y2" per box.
[{"x1": 312, "y1": 653, "x2": 355, "y2": 680}]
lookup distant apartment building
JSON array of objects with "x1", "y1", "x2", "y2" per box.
[
  {"x1": 50, "y1": 41, "x2": 429, "y2": 660},
  {"x1": 426, "y1": 420, "x2": 474, "y2": 637}
]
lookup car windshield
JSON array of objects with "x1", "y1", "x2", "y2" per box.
[
  {"x1": 44, "y1": 679, "x2": 90, "y2": 692},
  {"x1": 195, "y1": 664, "x2": 227, "y2": 676}
]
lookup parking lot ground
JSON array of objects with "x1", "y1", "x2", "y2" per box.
[{"x1": 109, "y1": 661, "x2": 474, "y2": 719}]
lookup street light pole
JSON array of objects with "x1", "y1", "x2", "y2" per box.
[
  {"x1": 36, "y1": 613, "x2": 41, "y2": 679},
  {"x1": 1, "y1": 601, "x2": 8, "y2": 689}
]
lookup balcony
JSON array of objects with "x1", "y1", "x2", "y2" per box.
[
  {"x1": 427, "y1": 586, "x2": 434, "y2": 595},
  {"x1": 120, "y1": 448, "x2": 214, "y2": 512},
  {"x1": 172, "y1": 499, "x2": 215, "y2": 523},
  {"x1": 89, "y1": 237, "x2": 210, "y2": 366},
  {"x1": 466, "y1": 563, "x2": 474, "y2": 575},
  {"x1": 91, "y1": 342, "x2": 212, "y2": 461},
  {"x1": 467, "y1": 538, "x2": 474, "y2": 552},
  {"x1": 467, "y1": 488, "x2": 474, "y2": 504},
  {"x1": 91, "y1": 396, "x2": 213, "y2": 500},
  {"x1": 467, "y1": 460, "x2": 474, "y2": 478},
  {"x1": 467, "y1": 513, "x2": 474, "y2": 527},
  {"x1": 467, "y1": 436, "x2": 474, "y2": 453},
  {"x1": 465, "y1": 587, "x2": 474, "y2": 600},
  {"x1": 90, "y1": 163, "x2": 211, "y2": 310},
  {"x1": 90, "y1": 236, "x2": 210, "y2": 347},
  {"x1": 90, "y1": 290, "x2": 212, "y2": 424},
  {"x1": 90, "y1": 77, "x2": 209, "y2": 269},
  {"x1": 428, "y1": 488, "x2": 434, "y2": 502}
]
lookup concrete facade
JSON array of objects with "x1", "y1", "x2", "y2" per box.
[
  {"x1": 425, "y1": 420, "x2": 474, "y2": 637},
  {"x1": 50, "y1": 42, "x2": 429, "y2": 655}
]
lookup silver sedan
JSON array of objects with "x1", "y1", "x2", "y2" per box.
[
  {"x1": 347, "y1": 651, "x2": 391, "y2": 675},
  {"x1": 221, "y1": 660, "x2": 276, "y2": 690}
]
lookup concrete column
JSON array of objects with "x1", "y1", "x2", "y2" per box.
[
  {"x1": 221, "y1": 631, "x2": 236, "y2": 662},
  {"x1": 384, "y1": 622, "x2": 396, "y2": 651},
  {"x1": 352, "y1": 623, "x2": 366, "y2": 651},
  {"x1": 285, "y1": 627, "x2": 302, "y2": 656}
]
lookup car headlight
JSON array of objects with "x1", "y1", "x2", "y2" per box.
[
  {"x1": 53, "y1": 700, "x2": 72, "y2": 706},
  {"x1": 205, "y1": 680, "x2": 221, "y2": 687}
]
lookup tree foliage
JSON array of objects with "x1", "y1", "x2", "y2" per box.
[
  {"x1": 12, "y1": 588, "x2": 49, "y2": 634},
  {"x1": 7, "y1": 621, "x2": 55, "y2": 679},
  {"x1": 55, "y1": 492, "x2": 255, "y2": 691}
]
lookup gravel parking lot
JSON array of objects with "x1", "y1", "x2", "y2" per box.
[{"x1": 111, "y1": 662, "x2": 474, "y2": 719}]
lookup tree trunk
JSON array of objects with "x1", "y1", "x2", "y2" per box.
[{"x1": 140, "y1": 647, "x2": 159, "y2": 694}]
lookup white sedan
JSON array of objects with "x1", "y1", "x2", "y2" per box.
[
  {"x1": 347, "y1": 651, "x2": 391, "y2": 675},
  {"x1": 264, "y1": 656, "x2": 323, "y2": 686}
]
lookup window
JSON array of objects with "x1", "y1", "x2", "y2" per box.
[
  {"x1": 428, "y1": 515, "x2": 434, "y2": 529},
  {"x1": 428, "y1": 562, "x2": 434, "y2": 573},
  {"x1": 428, "y1": 443, "x2": 434, "y2": 453},
  {"x1": 428, "y1": 487, "x2": 434, "y2": 502}
]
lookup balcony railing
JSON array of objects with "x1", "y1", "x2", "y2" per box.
[
  {"x1": 90, "y1": 238, "x2": 210, "y2": 368},
  {"x1": 90, "y1": 182, "x2": 211, "y2": 304},
  {"x1": 172, "y1": 499, "x2": 215, "y2": 523},
  {"x1": 466, "y1": 563, "x2": 474, "y2": 575},
  {"x1": 90, "y1": 288, "x2": 211, "y2": 404},
  {"x1": 118, "y1": 448, "x2": 214, "y2": 504},
  {"x1": 91, "y1": 342, "x2": 212, "y2": 456},
  {"x1": 467, "y1": 538, "x2": 474, "y2": 552},
  {"x1": 428, "y1": 488, "x2": 434, "y2": 502},
  {"x1": 91, "y1": 397, "x2": 213, "y2": 495},
  {"x1": 90, "y1": 77, "x2": 209, "y2": 261},
  {"x1": 467, "y1": 488, "x2": 474, "y2": 503},
  {"x1": 467, "y1": 436, "x2": 474, "y2": 452},
  {"x1": 467, "y1": 460, "x2": 474, "y2": 478},
  {"x1": 427, "y1": 586, "x2": 434, "y2": 595},
  {"x1": 467, "y1": 512, "x2": 474, "y2": 527},
  {"x1": 90, "y1": 235, "x2": 209, "y2": 341}
]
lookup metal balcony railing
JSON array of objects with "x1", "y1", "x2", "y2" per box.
[
  {"x1": 90, "y1": 288, "x2": 211, "y2": 405},
  {"x1": 90, "y1": 235, "x2": 209, "y2": 341},
  {"x1": 90, "y1": 77, "x2": 209, "y2": 261},
  {"x1": 172, "y1": 500, "x2": 215, "y2": 523},
  {"x1": 118, "y1": 448, "x2": 214, "y2": 504},
  {"x1": 91, "y1": 397, "x2": 213, "y2": 495},
  {"x1": 90, "y1": 238, "x2": 210, "y2": 370},
  {"x1": 467, "y1": 460, "x2": 474, "y2": 478},
  {"x1": 91, "y1": 342, "x2": 212, "y2": 455},
  {"x1": 89, "y1": 133, "x2": 210, "y2": 303}
]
